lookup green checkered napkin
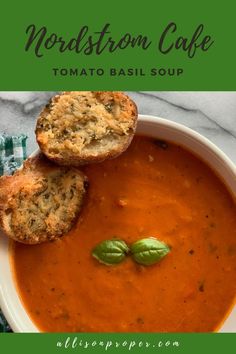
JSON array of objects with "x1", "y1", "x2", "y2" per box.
[
  {"x1": 0, "y1": 134, "x2": 28, "y2": 332},
  {"x1": 0, "y1": 134, "x2": 27, "y2": 175}
]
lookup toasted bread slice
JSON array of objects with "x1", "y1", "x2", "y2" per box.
[
  {"x1": 0, "y1": 154, "x2": 88, "y2": 244},
  {"x1": 35, "y1": 91, "x2": 138, "y2": 166}
]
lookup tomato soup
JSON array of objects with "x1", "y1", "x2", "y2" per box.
[{"x1": 12, "y1": 136, "x2": 236, "y2": 332}]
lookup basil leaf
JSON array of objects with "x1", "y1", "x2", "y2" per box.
[
  {"x1": 92, "y1": 239, "x2": 129, "y2": 265},
  {"x1": 131, "y1": 237, "x2": 170, "y2": 266}
]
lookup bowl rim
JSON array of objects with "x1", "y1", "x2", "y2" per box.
[
  {"x1": 0, "y1": 114, "x2": 236, "y2": 333},
  {"x1": 138, "y1": 115, "x2": 236, "y2": 174}
]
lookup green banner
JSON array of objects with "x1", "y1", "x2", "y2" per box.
[
  {"x1": 0, "y1": 333, "x2": 236, "y2": 354},
  {"x1": 0, "y1": 0, "x2": 235, "y2": 90}
]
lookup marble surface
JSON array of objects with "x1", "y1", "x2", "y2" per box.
[{"x1": 0, "y1": 91, "x2": 236, "y2": 163}]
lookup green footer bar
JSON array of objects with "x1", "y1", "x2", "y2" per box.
[{"x1": 0, "y1": 333, "x2": 235, "y2": 354}]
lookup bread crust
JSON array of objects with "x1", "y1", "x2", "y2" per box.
[
  {"x1": 35, "y1": 91, "x2": 138, "y2": 166},
  {"x1": 0, "y1": 153, "x2": 88, "y2": 244}
]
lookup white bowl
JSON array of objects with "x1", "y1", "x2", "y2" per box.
[{"x1": 0, "y1": 115, "x2": 236, "y2": 333}]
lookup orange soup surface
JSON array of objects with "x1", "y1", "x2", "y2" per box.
[{"x1": 12, "y1": 136, "x2": 236, "y2": 332}]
